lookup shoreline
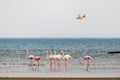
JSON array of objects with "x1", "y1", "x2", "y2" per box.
[
  {"x1": 0, "y1": 72, "x2": 119, "y2": 78},
  {"x1": 0, "y1": 77, "x2": 120, "y2": 80},
  {"x1": 0, "y1": 68, "x2": 120, "y2": 80}
]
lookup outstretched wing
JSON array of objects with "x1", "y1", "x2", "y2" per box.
[
  {"x1": 76, "y1": 14, "x2": 86, "y2": 20},
  {"x1": 76, "y1": 15, "x2": 80, "y2": 19}
]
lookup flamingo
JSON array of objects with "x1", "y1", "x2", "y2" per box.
[
  {"x1": 79, "y1": 55, "x2": 92, "y2": 71},
  {"x1": 24, "y1": 49, "x2": 28, "y2": 59},
  {"x1": 63, "y1": 54, "x2": 72, "y2": 71},
  {"x1": 28, "y1": 55, "x2": 35, "y2": 66},
  {"x1": 28, "y1": 55, "x2": 35, "y2": 71},
  {"x1": 35, "y1": 56, "x2": 42, "y2": 66},
  {"x1": 76, "y1": 14, "x2": 86, "y2": 20},
  {"x1": 84, "y1": 55, "x2": 92, "y2": 71},
  {"x1": 35, "y1": 56, "x2": 42, "y2": 71},
  {"x1": 60, "y1": 49, "x2": 72, "y2": 71},
  {"x1": 53, "y1": 50, "x2": 62, "y2": 72},
  {"x1": 45, "y1": 50, "x2": 54, "y2": 71}
]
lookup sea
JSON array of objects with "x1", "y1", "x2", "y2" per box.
[{"x1": 0, "y1": 38, "x2": 120, "y2": 74}]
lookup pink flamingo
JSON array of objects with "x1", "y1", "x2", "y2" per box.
[
  {"x1": 84, "y1": 55, "x2": 92, "y2": 71},
  {"x1": 35, "y1": 56, "x2": 42, "y2": 71},
  {"x1": 53, "y1": 50, "x2": 62, "y2": 72},
  {"x1": 28, "y1": 55, "x2": 35, "y2": 71},
  {"x1": 63, "y1": 54, "x2": 72, "y2": 71},
  {"x1": 28, "y1": 55, "x2": 35, "y2": 66},
  {"x1": 61, "y1": 49, "x2": 72, "y2": 71},
  {"x1": 45, "y1": 50, "x2": 54, "y2": 71},
  {"x1": 35, "y1": 56, "x2": 42, "y2": 65}
]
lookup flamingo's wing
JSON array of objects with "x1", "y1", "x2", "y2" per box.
[
  {"x1": 83, "y1": 14, "x2": 86, "y2": 18},
  {"x1": 76, "y1": 15, "x2": 80, "y2": 19}
]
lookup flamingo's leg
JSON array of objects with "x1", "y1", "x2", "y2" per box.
[
  {"x1": 65, "y1": 60, "x2": 67, "y2": 71},
  {"x1": 54, "y1": 61, "x2": 56, "y2": 72},
  {"x1": 86, "y1": 63, "x2": 90, "y2": 71},
  {"x1": 50, "y1": 60, "x2": 52, "y2": 71},
  {"x1": 58, "y1": 60, "x2": 61, "y2": 72}
]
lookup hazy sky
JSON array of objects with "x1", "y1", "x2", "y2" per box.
[{"x1": 0, "y1": 0, "x2": 120, "y2": 38}]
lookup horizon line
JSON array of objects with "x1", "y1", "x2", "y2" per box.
[{"x1": 0, "y1": 37, "x2": 120, "y2": 39}]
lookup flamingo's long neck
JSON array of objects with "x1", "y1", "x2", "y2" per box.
[
  {"x1": 54, "y1": 50, "x2": 57, "y2": 55},
  {"x1": 61, "y1": 52, "x2": 64, "y2": 57},
  {"x1": 46, "y1": 53, "x2": 49, "y2": 59},
  {"x1": 25, "y1": 49, "x2": 28, "y2": 59},
  {"x1": 61, "y1": 50, "x2": 64, "y2": 59},
  {"x1": 46, "y1": 50, "x2": 51, "y2": 59}
]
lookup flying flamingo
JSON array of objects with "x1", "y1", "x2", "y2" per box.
[
  {"x1": 45, "y1": 50, "x2": 54, "y2": 71},
  {"x1": 60, "y1": 49, "x2": 72, "y2": 71},
  {"x1": 35, "y1": 56, "x2": 42, "y2": 71},
  {"x1": 80, "y1": 55, "x2": 92, "y2": 71},
  {"x1": 76, "y1": 14, "x2": 86, "y2": 20}
]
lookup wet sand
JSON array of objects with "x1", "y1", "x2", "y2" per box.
[
  {"x1": 0, "y1": 72, "x2": 120, "y2": 80},
  {"x1": 0, "y1": 77, "x2": 120, "y2": 80}
]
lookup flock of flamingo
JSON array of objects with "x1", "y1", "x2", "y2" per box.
[
  {"x1": 45, "y1": 49, "x2": 72, "y2": 72},
  {"x1": 26, "y1": 49, "x2": 92, "y2": 72}
]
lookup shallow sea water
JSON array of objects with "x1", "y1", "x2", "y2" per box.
[{"x1": 0, "y1": 38, "x2": 120, "y2": 74}]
